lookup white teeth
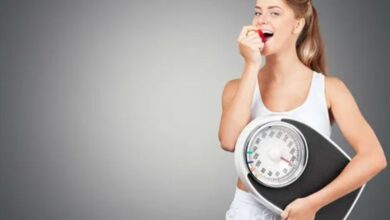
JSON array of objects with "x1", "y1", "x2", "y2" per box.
[{"x1": 262, "y1": 30, "x2": 274, "y2": 34}]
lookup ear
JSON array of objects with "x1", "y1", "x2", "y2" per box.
[{"x1": 293, "y1": 17, "x2": 305, "y2": 35}]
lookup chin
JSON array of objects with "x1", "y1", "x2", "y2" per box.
[
  {"x1": 261, "y1": 48, "x2": 273, "y2": 56},
  {"x1": 261, "y1": 45, "x2": 282, "y2": 57},
  {"x1": 261, "y1": 37, "x2": 286, "y2": 56}
]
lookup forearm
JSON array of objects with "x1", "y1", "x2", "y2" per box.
[
  {"x1": 219, "y1": 64, "x2": 259, "y2": 151},
  {"x1": 306, "y1": 151, "x2": 386, "y2": 210}
]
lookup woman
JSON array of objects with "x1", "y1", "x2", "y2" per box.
[{"x1": 218, "y1": 0, "x2": 387, "y2": 219}]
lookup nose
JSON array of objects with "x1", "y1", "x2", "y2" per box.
[{"x1": 255, "y1": 14, "x2": 269, "y2": 26}]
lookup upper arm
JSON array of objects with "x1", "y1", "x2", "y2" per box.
[
  {"x1": 221, "y1": 79, "x2": 240, "y2": 111},
  {"x1": 218, "y1": 79, "x2": 240, "y2": 141},
  {"x1": 325, "y1": 76, "x2": 383, "y2": 156}
]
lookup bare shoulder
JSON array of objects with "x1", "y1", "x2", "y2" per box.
[
  {"x1": 221, "y1": 78, "x2": 240, "y2": 110},
  {"x1": 324, "y1": 75, "x2": 354, "y2": 110},
  {"x1": 323, "y1": 74, "x2": 387, "y2": 161}
]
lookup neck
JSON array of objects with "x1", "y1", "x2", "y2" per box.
[{"x1": 261, "y1": 45, "x2": 307, "y2": 82}]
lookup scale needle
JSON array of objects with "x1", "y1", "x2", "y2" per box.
[{"x1": 280, "y1": 156, "x2": 293, "y2": 167}]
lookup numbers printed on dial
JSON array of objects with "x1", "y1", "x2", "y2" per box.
[{"x1": 245, "y1": 122, "x2": 308, "y2": 188}]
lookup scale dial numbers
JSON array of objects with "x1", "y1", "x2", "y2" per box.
[{"x1": 245, "y1": 121, "x2": 308, "y2": 188}]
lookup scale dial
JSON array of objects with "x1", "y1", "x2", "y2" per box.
[{"x1": 245, "y1": 121, "x2": 308, "y2": 188}]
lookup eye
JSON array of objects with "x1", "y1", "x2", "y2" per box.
[
  {"x1": 254, "y1": 12, "x2": 262, "y2": 16},
  {"x1": 271, "y1": 12, "x2": 280, "y2": 16}
]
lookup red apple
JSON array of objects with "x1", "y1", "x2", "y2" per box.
[{"x1": 258, "y1": 30, "x2": 266, "y2": 43}]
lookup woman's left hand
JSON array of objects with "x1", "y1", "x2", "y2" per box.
[{"x1": 280, "y1": 197, "x2": 320, "y2": 220}]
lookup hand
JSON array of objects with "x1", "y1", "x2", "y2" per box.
[
  {"x1": 237, "y1": 25, "x2": 264, "y2": 67},
  {"x1": 280, "y1": 197, "x2": 320, "y2": 220}
]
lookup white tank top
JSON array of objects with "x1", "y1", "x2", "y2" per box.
[{"x1": 250, "y1": 70, "x2": 332, "y2": 137}]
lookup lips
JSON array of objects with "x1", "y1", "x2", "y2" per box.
[{"x1": 258, "y1": 30, "x2": 274, "y2": 43}]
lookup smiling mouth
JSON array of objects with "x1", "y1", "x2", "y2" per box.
[
  {"x1": 255, "y1": 30, "x2": 274, "y2": 43},
  {"x1": 263, "y1": 32, "x2": 274, "y2": 42}
]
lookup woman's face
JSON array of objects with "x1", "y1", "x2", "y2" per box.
[{"x1": 252, "y1": 0, "x2": 303, "y2": 56}]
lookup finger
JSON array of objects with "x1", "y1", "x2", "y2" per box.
[
  {"x1": 244, "y1": 43, "x2": 263, "y2": 53},
  {"x1": 237, "y1": 25, "x2": 259, "y2": 41},
  {"x1": 246, "y1": 33, "x2": 263, "y2": 43},
  {"x1": 246, "y1": 31, "x2": 264, "y2": 48},
  {"x1": 281, "y1": 210, "x2": 289, "y2": 219},
  {"x1": 252, "y1": 42, "x2": 264, "y2": 52},
  {"x1": 238, "y1": 26, "x2": 251, "y2": 41},
  {"x1": 242, "y1": 25, "x2": 258, "y2": 38},
  {"x1": 246, "y1": 29, "x2": 259, "y2": 37},
  {"x1": 241, "y1": 35, "x2": 262, "y2": 47},
  {"x1": 247, "y1": 36, "x2": 263, "y2": 45},
  {"x1": 246, "y1": 32, "x2": 262, "y2": 41},
  {"x1": 247, "y1": 40, "x2": 264, "y2": 51}
]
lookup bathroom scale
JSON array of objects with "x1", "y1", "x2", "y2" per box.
[{"x1": 234, "y1": 115, "x2": 365, "y2": 220}]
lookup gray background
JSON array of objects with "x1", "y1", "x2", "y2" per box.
[{"x1": 0, "y1": 0, "x2": 389, "y2": 219}]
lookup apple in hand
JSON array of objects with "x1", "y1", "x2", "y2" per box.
[{"x1": 246, "y1": 29, "x2": 266, "y2": 43}]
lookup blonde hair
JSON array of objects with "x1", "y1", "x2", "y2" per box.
[
  {"x1": 287, "y1": 0, "x2": 334, "y2": 122},
  {"x1": 286, "y1": 0, "x2": 328, "y2": 75}
]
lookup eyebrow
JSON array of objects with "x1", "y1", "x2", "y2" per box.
[{"x1": 255, "y1": 6, "x2": 282, "y2": 10}]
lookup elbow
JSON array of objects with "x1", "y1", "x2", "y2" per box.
[
  {"x1": 374, "y1": 152, "x2": 387, "y2": 172},
  {"x1": 379, "y1": 155, "x2": 387, "y2": 170},
  {"x1": 378, "y1": 148, "x2": 387, "y2": 170},
  {"x1": 219, "y1": 138, "x2": 236, "y2": 152},
  {"x1": 376, "y1": 160, "x2": 387, "y2": 176},
  {"x1": 218, "y1": 130, "x2": 237, "y2": 152},
  {"x1": 356, "y1": 149, "x2": 387, "y2": 176}
]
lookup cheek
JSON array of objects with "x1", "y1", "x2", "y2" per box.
[{"x1": 275, "y1": 21, "x2": 295, "y2": 40}]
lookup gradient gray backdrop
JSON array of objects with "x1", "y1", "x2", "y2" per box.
[{"x1": 1, "y1": 0, "x2": 389, "y2": 219}]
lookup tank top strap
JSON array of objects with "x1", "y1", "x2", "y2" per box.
[
  {"x1": 307, "y1": 72, "x2": 329, "y2": 116},
  {"x1": 307, "y1": 71, "x2": 320, "y2": 100},
  {"x1": 302, "y1": 70, "x2": 316, "y2": 103}
]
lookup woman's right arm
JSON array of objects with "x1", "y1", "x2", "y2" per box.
[
  {"x1": 218, "y1": 25, "x2": 264, "y2": 152},
  {"x1": 218, "y1": 63, "x2": 260, "y2": 152}
]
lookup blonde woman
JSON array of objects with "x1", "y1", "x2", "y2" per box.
[{"x1": 218, "y1": 0, "x2": 387, "y2": 219}]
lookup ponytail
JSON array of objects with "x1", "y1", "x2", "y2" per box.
[
  {"x1": 286, "y1": 0, "x2": 333, "y2": 123},
  {"x1": 288, "y1": 1, "x2": 328, "y2": 75}
]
